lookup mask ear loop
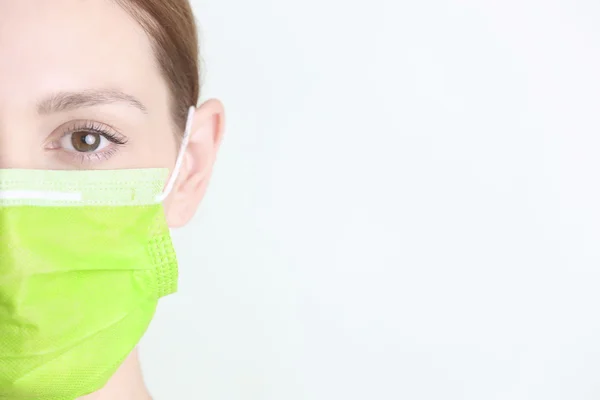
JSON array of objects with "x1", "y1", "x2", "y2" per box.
[{"x1": 155, "y1": 106, "x2": 197, "y2": 203}]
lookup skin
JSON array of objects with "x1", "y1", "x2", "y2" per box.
[{"x1": 0, "y1": 0, "x2": 224, "y2": 399}]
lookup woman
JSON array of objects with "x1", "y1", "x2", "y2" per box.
[{"x1": 0, "y1": 0, "x2": 224, "y2": 399}]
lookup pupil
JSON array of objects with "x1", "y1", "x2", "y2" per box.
[{"x1": 72, "y1": 132, "x2": 101, "y2": 152}]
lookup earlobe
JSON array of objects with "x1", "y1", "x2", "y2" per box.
[{"x1": 165, "y1": 99, "x2": 225, "y2": 228}]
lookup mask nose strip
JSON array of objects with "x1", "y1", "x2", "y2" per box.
[{"x1": 0, "y1": 190, "x2": 82, "y2": 202}]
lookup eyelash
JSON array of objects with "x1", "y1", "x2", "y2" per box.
[
  {"x1": 62, "y1": 121, "x2": 127, "y2": 145},
  {"x1": 54, "y1": 120, "x2": 128, "y2": 164}
]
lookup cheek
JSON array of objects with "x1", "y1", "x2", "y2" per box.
[
  {"x1": 142, "y1": 129, "x2": 179, "y2": 165},
  {"x1": 162, "y1": 195, "x2": 185, "y2": 228},
  {"x1": 159, "y1": 139, "x2": 189, "y2": 228},
  {"x1": 162, "y1": 197, "x2": 173, "y2": 222},
  {"x1": 116, "y1": 126, "x2": 179, "y2": 170}
]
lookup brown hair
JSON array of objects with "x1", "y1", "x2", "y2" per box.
[{"x1": 115, "y1": 0, "x2": 200, "y2": 132}]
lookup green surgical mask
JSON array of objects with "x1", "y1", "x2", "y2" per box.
[{"x1": 0, "y1": 107, "x2": 195, "y2": 400}]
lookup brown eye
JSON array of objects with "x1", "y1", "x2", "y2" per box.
[{"x1": 70, "y1": 131, "x2": 102, "y2": 152}]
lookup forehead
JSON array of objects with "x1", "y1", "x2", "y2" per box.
[{"x1": 0, "y1": 0, "x2": 165, "y2": 111}]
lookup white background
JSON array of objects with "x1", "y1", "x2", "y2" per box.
[{"x1": 140, "y1": 1, "x2": 600, "y2": 399}]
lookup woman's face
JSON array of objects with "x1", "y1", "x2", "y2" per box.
[{"x1": 0, "y1": 0, "x2": 222, "y2": 226}]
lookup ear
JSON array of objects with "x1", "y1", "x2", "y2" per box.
[{"x1": 164, "y1": 99, "x2": 225, "y2": 228}]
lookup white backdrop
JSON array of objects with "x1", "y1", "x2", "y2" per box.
[{"x1": 140, "y1": 1, "x2": 600, "y2": 399}]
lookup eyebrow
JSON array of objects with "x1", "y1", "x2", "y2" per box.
[{"x1": 37, "y1": 89, "x2": 148, "y2": 114}]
